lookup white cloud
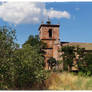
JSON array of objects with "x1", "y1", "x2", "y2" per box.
[
  {"x1": 43, "y1": 8, "x2": 70, "y2": 19},
  {"x1": 0, "y1": 2, "x2": 71, "y2": 24}
]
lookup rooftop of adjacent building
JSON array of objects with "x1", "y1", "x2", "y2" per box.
[{"x1": 61, "y1": 41, "x2": 92, "y2": 51}]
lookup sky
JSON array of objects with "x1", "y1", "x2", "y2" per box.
[{"x1": 0, "y1": 2, "x2": 92, "y2": 47}]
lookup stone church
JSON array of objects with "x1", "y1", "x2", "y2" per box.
[{"x1": 39, "y1": 20, "x2": 92, "y2": 70}]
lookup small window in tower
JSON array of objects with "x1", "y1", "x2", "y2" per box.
[{"x1": 48, "y1": 29, "x2": 52, "y2": 38}]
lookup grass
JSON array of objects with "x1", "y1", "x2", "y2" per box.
[{"x1": 44, "y1": 72, "x2": 92, "y2": 90}]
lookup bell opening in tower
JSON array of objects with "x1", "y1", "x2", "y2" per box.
[{"x1": 48, "y1": 29, "x2": 52, "y2": 38}]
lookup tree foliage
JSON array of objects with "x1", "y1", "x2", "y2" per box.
[
  {"x1": 84, "y1": 53, "x2": 92, "y2": 75},
  {"x1": 61, "y1": 45, "x2": 92, "y2": 76},
  {"x1": 61, "y1": 45, "x2": 75, "y2": 71},
  {"x1": 78, "y1": 52, "x2": 92, "y2": 76},
  {"x1": 0, "y1": 26, "x2": 17, "y2": 89},
  {"x1": 47, "y1": 57, "x2": 57, "y2": 69},
  {"x1": 14, "y1": 44, "x2": 47, "y2": 89},
  {"x1": 14, "y1": 35, "x2": 47, "y2": 89},
  {"x1": 76, "y1": 46, "x2": 86, "y2": 73},
  {"x1": 23, "y1": 35, "x2": 46, "y2": 50},
  {"x1": 0, "y1": 26, "x2": 47, "y2": 90}
]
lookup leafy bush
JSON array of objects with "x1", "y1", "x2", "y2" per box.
[
  {"x1": 0, "y1": 26, "x2": 47, "y2": 89},
  {"x1": 47, "y1": 57, "x2": 57, "y2": 70}
]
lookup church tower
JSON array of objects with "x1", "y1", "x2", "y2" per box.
[{"x1": 39, "y1": 20, "x2": 60, "y2": 69}]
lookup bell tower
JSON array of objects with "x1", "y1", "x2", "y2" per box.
[{"x1": 39, "y1": 20, "x2": 60, "y2": 69}]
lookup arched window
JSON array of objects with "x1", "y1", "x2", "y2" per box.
[{"x1": 48, "y1": 29, "x2": 52, "y2": 38}]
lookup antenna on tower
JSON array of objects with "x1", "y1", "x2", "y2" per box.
[
  {"x1": 47, "y1": 16, "x2": 51, "y2": 25},
  {"x1": 41, "y1": 18, "x2": 44, "y2": 24},
  {"x1": 48, "y1": 16, "x2": 50, "y2": 21},
  {"x1": 57, "y1": 19, "x2": 60, "y2": 25},
  {"x1": 41, "y1": 20, "x2": 44, "y2": 24}
]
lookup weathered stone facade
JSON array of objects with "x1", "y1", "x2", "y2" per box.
[
  {"x1": 39, "y1": 20, "x2": 92, "y2": 70},
  {"x1": 39, "y1": 20, "x2": 61, "y2": 69}
]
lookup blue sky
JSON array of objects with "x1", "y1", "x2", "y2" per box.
[{"x1": 0, "y1": 2, "x2": 92, "y2": 47}]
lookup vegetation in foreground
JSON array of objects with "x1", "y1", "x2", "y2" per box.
[
  {"x1": 1, "y1": 25, "x2": 92, "y2": 90},
  {"x1": 45, "y1": 72, "x2": 92, "y2": 90},
  {"x1": 0, "y1": 26, "x2": 47, "y2": 90}
]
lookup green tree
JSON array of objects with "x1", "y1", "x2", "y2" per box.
[
  {"x1": 61, "y1": 46, "x2": 75, "y2": 71},
  {"x1": 0, "y1": 27, "x2": 48, "y2": 89},
  {"x1": 14, "y1": 44, "x2": 47, "y2": 89},
  {"x1": 76, "y1": 46, "x2": 87, "y2": 73},
  {"x1": 23, "y1": 35, "x2": 46, "y2": 60},
  {"x1": 47, "y1": 57, "x2": 57, "y2": 70},
  {"x1": 23, "y1": 35, "x2": 46, "y2": 49},
  {"x1": 77, "y1": 52, "x2": 92, "y2": 76},
  {"x1": 84, "y1": 53, "x2": 92, "y2": 75},
  {"x1": 0, "y1": 26, "x2": 17, "y2": 89},
  {"x1": 75, "y1": 46, "x2": 92, "y2": 76}
]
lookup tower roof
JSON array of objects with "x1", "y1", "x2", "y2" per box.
[
  {"x1": 46, "y1": 20, "x2": 51, "y2": 25},
  {"x1": 39, "y1": 21, "x2": 60, "y2": 30}
]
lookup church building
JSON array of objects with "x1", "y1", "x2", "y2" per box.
[{"x1": 39, "y1": 20, "x2": 92, "y2": 70}]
